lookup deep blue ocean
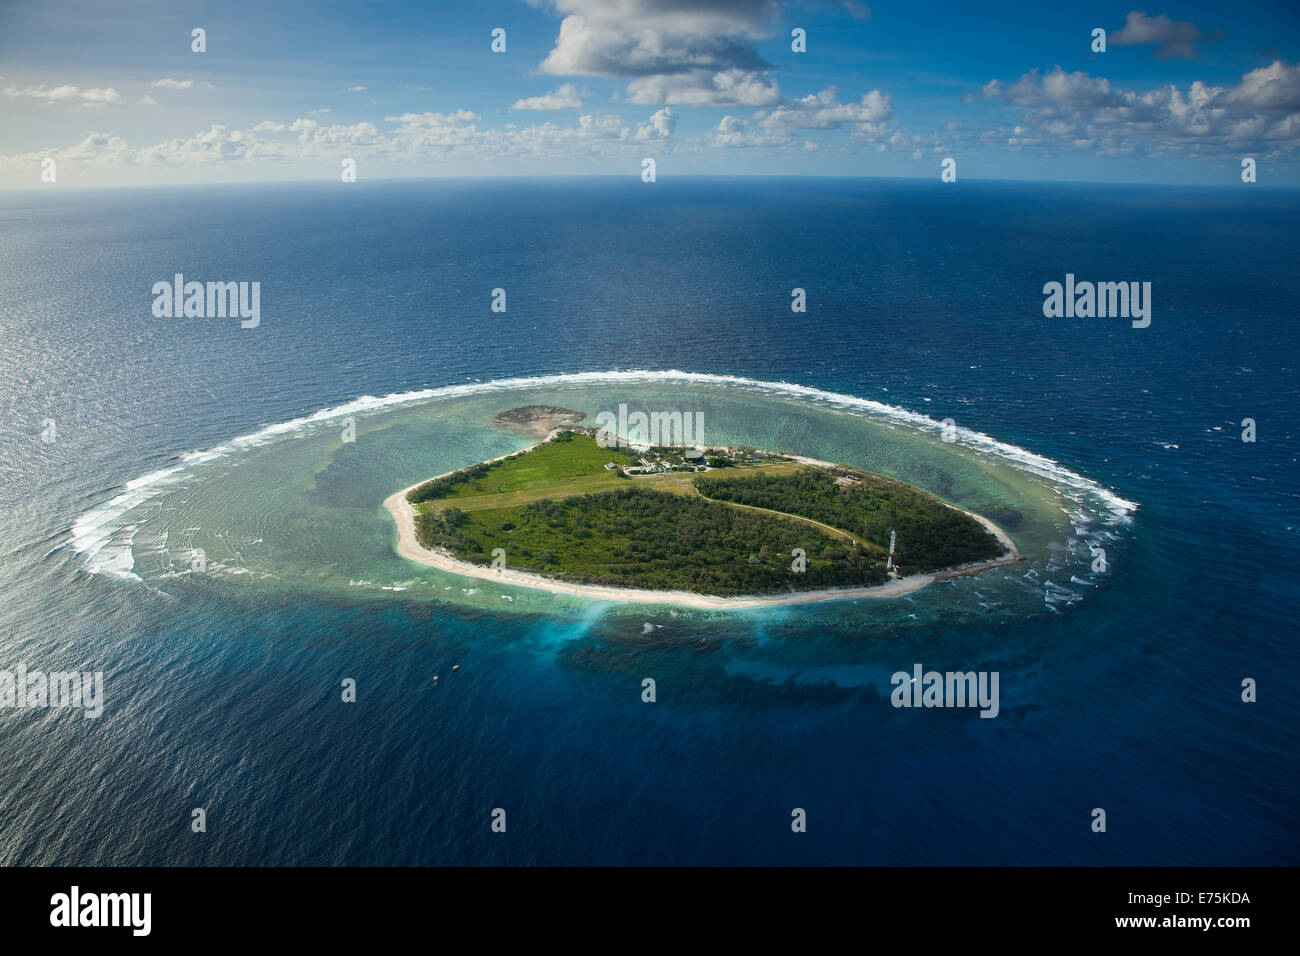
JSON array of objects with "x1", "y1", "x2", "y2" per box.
[{"x1": 0, "y1": 177, "x2": 1295, "y2": 865}]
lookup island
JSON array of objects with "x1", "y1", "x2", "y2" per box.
[
  {"x1": 492, "y1": 404, "x2": 587, "y2": 436},
  {"x1": 383, "y1": 426, "x2": 1021, "y2": 609}
]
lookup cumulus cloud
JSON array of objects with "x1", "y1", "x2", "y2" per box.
[
  {"x1": 1223, "y1": 59, "x2": 1300, "y2": 111},
  {"x1": 0, "y1": 102, "x2": 704, "y2": 178},
  {"x1": 1110, "y1": 11, "x2": 1213, "y2": 60},
  {"x1": 511, "y1": 83, "x2": 583, "y2": 111},
  {"x1": 779, "y1": 86, "x2": 891, "y2": 126},
  {"x1": 3, "y1": 83, "x2": 121, "y2": 103},
  {"x1": 381, "y1": 108, "x2": 644, "y2": 157},
  {"x1": 347, "y1": 85, "x2": 367, "y2": 92},
  {"x1": 60, "y1": 132, "x2": 133, "y2": 168},
  {"x1": 382, "y1": 109, "x2": 484, "y2": 151},
  {"x1": 36, "y1": 131, "x2": 133, "y2": 166},
  {"x1": 634, "y1": 106, "x2": 676, "y2": 139},
  {"x1": 713, "y1": 86, "x2": 891, "y2": 146},
  {"x1": 289, "y1": 118, "x2": 383, "y2": 147},
  {"x1": 134, "y1": 125, "x2": 263, "y2": 165},
  {"x1": 1003, "y1": 67, "x2": 1119, "y2": 109},
  {"x1": 626, "y1": 67, "x2": 778, "y2": 106},
  {"x1": 713, "y1": 114, "x2": 748, "y2": 146},
  {"x1": 151, "y1": 78, "x2": 194, "y2": 90},
  {"x1": 537, "y1": 0, "x2": 781, "y2": 106},
  {"x1": 978, "y1": 61, "x2": 1300, "y2": 156}
]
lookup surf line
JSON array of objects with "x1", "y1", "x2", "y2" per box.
[{"x1": 69, "y1": 371, "x2": 1138, "y2": 581}]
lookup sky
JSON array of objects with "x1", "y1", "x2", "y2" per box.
[{"x1": 2, "y1": 0, "x2": 1299, "y2": 188}]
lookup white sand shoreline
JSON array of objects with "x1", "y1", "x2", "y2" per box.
[{"x1": 383, "y1": 435, "x2": 1022, "y2": 610}]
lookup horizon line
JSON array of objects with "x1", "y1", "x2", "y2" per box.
[{"x1": 3, "y1": 171, "x2": 1296, "y2": 195}]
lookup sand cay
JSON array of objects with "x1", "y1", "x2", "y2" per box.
[{"x1": 383, "y1": 433, "x2": 1022, "y2": 609}]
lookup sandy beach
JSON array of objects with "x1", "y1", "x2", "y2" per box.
[{"x1": 383, "y1": 440, "x2": 1022, "y2": 609}]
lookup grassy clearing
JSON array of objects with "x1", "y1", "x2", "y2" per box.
[
  {"x1": 442, "y1": 431, "x2": 629, "y2": 498},
  {"x1": 414, "y1": 433, "x2": 808, "y2": 514}
]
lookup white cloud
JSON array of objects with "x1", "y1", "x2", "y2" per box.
[
  {"x1": 383, "y1": 109, "x2": 484, "y2": 152},
  {"x1": 634, "y1": 106, "x2": 676, "y2": 139},
  {"x1": 537, "y1": 0, "x2": 781, "y2": 107},
  {"x1": 348, "y1": 85, "x2": 367, "y2": 92},
  {"x1": 151, "y1": 78, "x2": 194, "y2": 90},
  {"x1": 1004, "y1": 67, "x2": 1117, "y2": 109},
  {"x1": 134, "y1": 125, "x2": 261, "y2": 165},
  {"x1": 776, "y1": 86, "x2": 892, "y2": 127},
  {"x1": 290, "y1": 118, "x2": 383, "y2": 147},
  {"x1": 980, "y1": 62, "x2": 1300, "y2": 156},
  {"x1": 45, "y1": 131, "x2": 133, "y2": 165},
  {"x1": 1223, "y1": 60, "x2": 1300, "y2": 112},
  {"x1": 1110, "y1": 11, "x2": 1209, "y2": 60},
  {"x1": 3, "y1": 84, "x2": 121, "y2": 103},
  {"x1": 137, "y1": 94, "x2": 158, "y2": 106},
  {"x1": 0, "y1": 102, "x2": 704, "y2": 177},
  {"x1": 511, "y1": 83, "x2": 583, "y2": 111},
  {"x1": 80, "y1": 88, "x2": 121, "y2": 103},
  {"x1": 713, "y1": 86, "x2": 892, "y2": 146},
  {"x1": 626, "y1": 68, "x2": 779, "y2": 107},
  {"x1": 714, "y1": 114, "x2": 747, "y2": 146}
]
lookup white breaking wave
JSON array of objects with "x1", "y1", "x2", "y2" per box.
[{"x1": 67, "y1": 370, "x2": 1139, "y2": 580}]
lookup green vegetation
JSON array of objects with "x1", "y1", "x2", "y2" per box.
[
  {"x1": 406, "y1": 431, "x2": 1006, "y2": 595},
  {"x1": 696, "y1": 469, "x2": 1002, "y2": 575},
  {"x1": 417, "y1": 488, "x2": 884, "y2": 595},
  {"x1": 406, "y1": 430, "x2": 633, "y2": 505}
]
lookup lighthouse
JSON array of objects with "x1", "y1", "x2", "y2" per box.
[{"x1": 886, "y1": 530, "x2": 897, "y2": 571}]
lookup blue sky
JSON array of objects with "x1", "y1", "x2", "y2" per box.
[{"x1": 2, "y1": 0, "x2": 1298, "y2": 187}]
